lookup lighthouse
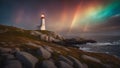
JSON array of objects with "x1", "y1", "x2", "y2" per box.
[{"x1": 40, "y1": 14, "x2": 46, "y2": 30}]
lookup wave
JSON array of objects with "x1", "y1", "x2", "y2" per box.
[
  {"x1": 86, "y1": 40, "x2": 120, "y2": 46},
  {"x1": 86, "y1": 42, "x2": 113, "y2": 46}
]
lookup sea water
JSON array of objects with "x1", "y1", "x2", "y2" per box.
[{"x1": 78, "y1": 40, "x2": 120, "y2": 58}]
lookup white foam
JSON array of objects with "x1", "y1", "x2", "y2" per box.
[
  {"x1": 79, "y1": 47, "x2": 93, "y2": 52},
  {"x1": 86, "y1": 42, "x2": 113, "y2": 46}
]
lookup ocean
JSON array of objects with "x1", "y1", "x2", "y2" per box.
[
  {"x1": 64, "y1": 34, "x2": 120, "y2": 58},
  {"x1": 78, "y1": 40, "x2": 120, "y2": 58}
]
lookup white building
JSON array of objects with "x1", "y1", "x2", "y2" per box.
[{"x1": 40, "y1": 14, "x2": 46, "y2": 30}]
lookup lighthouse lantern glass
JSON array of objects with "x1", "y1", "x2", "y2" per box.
[{"x1": 41, "y1": 14, "x2": 45, "y2": 17}]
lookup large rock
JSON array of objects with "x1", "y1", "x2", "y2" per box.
[
  {"x1": 30, "y1": 30, "x2": 64, "y2": 42},
  {"x1": 58, "y1": 55, "x2": 73, "y2": 66},
  {"x1": 31, "y1": 31, "x2": 42, "y2": 36},
  {"x1": 0, "y1": 29, "x2": 8, "y2": 33},
  {"x1": 25, "y1": 42, "x2": 41, "y2": 48},
  {"x1": 48, "y1": 36, "x2": 59, "y2": 42},
  {"x1": 4, "y1": 60, "x2": 22, "y2": 68},
  {"x1": 31, "y1": 31, "x2": 49, "y2": 41},
  {"x1": 42, "y1": 60, "x2": 57, "y2": 68},
  {"x1": 12, "y1": 48, "x2": 20, "y2": 53},
  {"x1": 15, "y1": 51, "x2": 38, "y2": 68},
  {"x1": 43, "y1": 46, "x2": 53, "y2": 53},
  {"x1": 51, "y1": 32, "x2": 64, "y2": 40},
  {"x1": 0, "y1": 47, "x2": 12, "y2": 54},
  {"x1": 5, "y1": 54, "x2": 15, "y2": 60},
  {"x1": 37, "y1": 47, "x2": 51, "y2": 59},
  {"x1": 40, "y1": 34, "x2": 49, "y2": 41},
  {"x1": 81, "y1": 55, "x2": 101, "y2": 63},
  {"x1": 48, "y1": 36, "x2": 55, "y2": 42},
  {"x1": 82, "y1": 63, "x2": 88, "y2": 68},
  {"x1": 0, "y1": 42, "x2": 7, "y2": 46},
  {"x1": 57, "y1": 61, "x2": 73, "y2": 68},
  {"x1": 68, "y1": 56, "x2": 83, "y2": 68}
]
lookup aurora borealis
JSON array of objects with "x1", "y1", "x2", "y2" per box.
[
  {"x1": 71, "y1": 0, "x2": 120, "y2": 31},
  {"x1": 0, "y1": 0, "x2": 120, "y2": 37},
  {"x1": 70, "y1": 0, "x2": 120, "y2": 32}
]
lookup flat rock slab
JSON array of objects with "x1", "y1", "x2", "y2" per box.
[
  {"x1": 31, "y1": 31, "x2": 42, "y2": 36},
  {"x1": 82, "y1": 63, "x2": 88, "y2": 68},
  {"x1": 0, "y1": 47, "x2": 12, "y2": 54},
  {"x1": 16, "y1": 51, "x2": 38, "y2": 68},
  {"x1": 58, "y1": 61, "x2": 73, "y2": 68},
  {"x1": 4, "y1": 60, "x2": 22, "y2": 68},
  {"x1": 81, "y1": 55, "x2": 101, "y2": 63},
  {"x1": 43, "y1": 46, "x2": 53, "y2": 53},
  {"x1": 42, "y1": 60, "x2": 57, "y2": 68},
  {"x1": 68, "y1": 56, "x2": 83, "y2": 68},
  {"x1": 37, "y1": 47, "x2": 51, "y2": 59},
  {"x1": 58, "y1": 55, "x2": 73, "y2": 66},
  {"x1": 4, "y1": 54, "x2": 15, "y2": 60},
  {"x1": 25, "y1": 42, "x2": 41, "y2": 48}
]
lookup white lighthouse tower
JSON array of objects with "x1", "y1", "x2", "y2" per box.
[{"x1": 40, "y1": 14, "x2": 46, "y2": 30}]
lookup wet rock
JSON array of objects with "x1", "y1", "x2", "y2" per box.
[
  {"x1": 4, "y1": 60, "x2": 22, "y2": 68},
  {"x1": 68, "y1": 56, "x2": 83, "y2": 68},
  {"x1": 57, "y1": 61, "x2": 73, "y2": 68},
  {"x1": 81, "y1": 55, "x2": 101, "y2": 63},
  {"x1": 58, "y1": 55, "x2": 73, "y2": 66},
  {"x1": 15, "y1": 51, "x2": 38, "y2": 68},
  {"x1": 37, "y1": 47, "x2": 51, "y2": 59},
  {"x1": 42, "y1": 60, "x2": 57, "y2": 68}
]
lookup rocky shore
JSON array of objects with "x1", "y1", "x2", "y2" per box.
[{"x1": 0, "y1": 24, "x2": 120, "y2": 68}]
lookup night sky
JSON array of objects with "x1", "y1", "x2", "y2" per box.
[{"x1": 0, "y1": 0, "x2": 120, "y2": 37}]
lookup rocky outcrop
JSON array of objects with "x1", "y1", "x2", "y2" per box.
[
  {"x1": 15, "y1": 51, "x2": 38, "y2": 68},
  {"x1": 30, "y1": 31, "x2": 64, "y2": 42},
  {"x1": 42, "y1": 60, "x2": 57, "y2": 68},
  {"x1": 37, "y1": 47, "x2": 51, "y2": 59},
  {"x1": 60, "y1": 38, "x2": 97, "y2": 46},
  {"x1": 1, "y1": 24, "x2": 120, "y2": 68}
]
